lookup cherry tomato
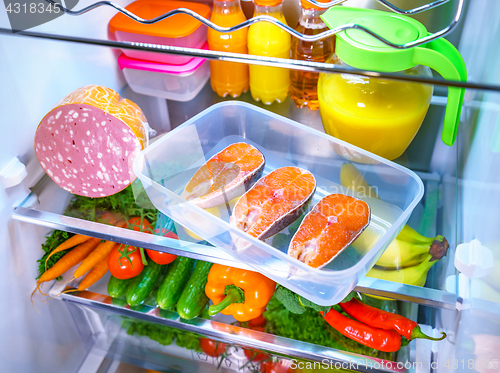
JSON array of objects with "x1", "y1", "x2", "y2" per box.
[
  {"x1": 108, "y1": 243, "x2": 144, "y2": 279},
  {"x1": 128, "y1": 217, "x2": 153, "y2": 233},
  {"x1": 244, "y1": 348, "x2": 269, "y2": 363},
  {"x1": 260, "y1": 360, "x2": 292, "y2": 373},
  {"x1": 146, "y1": 229, "x2": 178, "y2": 265},
  {"x1": 200, "y1": 338, "x2": 227, "y2": 357}
]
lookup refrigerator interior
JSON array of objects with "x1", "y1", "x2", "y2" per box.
[{"x1": 1, "y1": 0, "x2": 500, "y2": 372}]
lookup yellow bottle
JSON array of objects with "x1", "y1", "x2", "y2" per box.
[
  {"x1": 208, "y1": 0, "x2": 249, "y2": 98},
  {"x1": 248, "y1": 0, "x2": 291, "y2": 105}
]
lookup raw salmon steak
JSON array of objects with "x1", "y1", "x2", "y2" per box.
[
  {"x1": 181, "y1": 143, "x2": 265, "y2": 208},
  {"x1": 288, "y1": 194, "x2": 370, "y2": 268},
  {"x1": 230, "y1": 166, "x2": 316, "y2": 249}
]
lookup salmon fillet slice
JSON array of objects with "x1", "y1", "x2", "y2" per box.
[
  {"x1": 181, "y1": 143, "x2": 265, "y2": 208},
  {"x1": 230, "y1": 166, "x2": 316, "y2": 249},
  {"x1": 288, "y1": 194, "x2": 370, "y2": 268}
]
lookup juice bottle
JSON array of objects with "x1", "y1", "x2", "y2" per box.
[
  {"x1": 208, "y1": 0, "x2": 249, "y2": 98},
  {"x1": 290, "y1": 0, "x2": 334, "y2": 110},
  {"x1": 248, "y1": 0, "x2": 291, "y2": 105}
]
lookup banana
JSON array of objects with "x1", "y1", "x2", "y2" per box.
[
  {"x1": 374, "y1": 239, "x2": 434, "y2": 269},
  {"x1": 340, "y1": 163, "x2": 379, "y2": 199},
  {"x1": 366, "y1": 254, "x2": 437, "y2": 287},
  {"x1": 396, "y1": 224, "x2": 434, "y2": 245}
]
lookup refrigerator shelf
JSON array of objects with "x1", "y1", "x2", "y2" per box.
[
  {"x1": 53, "y1": 279, "x2": 444, "y2": 373},
  {"x1": 14, "y1": 168, "x2": 455, "y2": 308},
  {"x1": 43, "y1": 0, "x2": 464, "y2": 48}
]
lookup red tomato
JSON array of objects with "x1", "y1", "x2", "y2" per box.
[
  {"x1": 248, "y1": 314, "x2": 267, "y2": 328},
  {"x1": 128, "y1": 217, "x2": 153, "y2": 233},
  {"x1": 108, "y1": 244, "x2": 144, "y2": 279},
  {"x1": 244, "y1": 348, "x2": 269, "y2": 363},
  {"x1": 260, "y1": 360, "x2": 292, "y2": 373},
  {"x1": 146, "y1": 229, "x2": 178, "y2": 265},
  {"x1": 200, "y1": 338, "x2": 227, "y2": 357}
]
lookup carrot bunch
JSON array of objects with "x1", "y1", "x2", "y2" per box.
[{"x1": 32, "y1": 220, "x2": 127, "y2": 306}]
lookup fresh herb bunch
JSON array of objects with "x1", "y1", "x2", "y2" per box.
[
  {"x1": 274, "y1": 285, "x2": 356, "y2": 315},
  {"x1": 65, "y1": 183, "x2": 158, "y2": 227},
  {"x1": 37, "y1": 230, "x2": 73, "y2": 280}
]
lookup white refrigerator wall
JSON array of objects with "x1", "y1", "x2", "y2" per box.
[{"x1": 0, "y1": 3, "x2": 129, "y2": 371}]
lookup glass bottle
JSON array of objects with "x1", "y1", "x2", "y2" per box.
[
  {"x1": 290, "y1": 0, "x2": 334, "y2": 110},
  {"x1": 248, "y1": 0, "x2": 291, "y2": 105},
  {"x1": 208, "y1": 0, "x2": 249, "y2": 98}
]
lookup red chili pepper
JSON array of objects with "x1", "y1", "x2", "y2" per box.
[
  {"x1": 323, "y1": 308, "x2": 402, "y2": 352},
  {"x1": 339, "y1": 298, "x2": 446, "y2": 341}
]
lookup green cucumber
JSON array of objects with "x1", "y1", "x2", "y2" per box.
[
  {"x1": 177, "y1": 261, "x2": 213, "y2": 320},
  {"x1": 108, "y1": 275, "x2": 131, "y2": 298},
  {"x1": 156, "y1": 256, "x2": 194, "y2": 310},
  {"x1": 126, "y1": 260, "x2": 165, "y2": 307}
]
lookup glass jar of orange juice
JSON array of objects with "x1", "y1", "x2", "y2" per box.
[
  {"x1": 318, "y1": 54, "x2": 433, "y2": 160},
  {"x1": 318, "y1": 7, "x2": 467, "y2": 160}
]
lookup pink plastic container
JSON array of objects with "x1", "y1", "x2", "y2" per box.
[
  {"x1": 118, "y1": 43, "x2": 210, "y2": 101},
  {"x1": 109, "y1": 0, "x2": 211, "y2": 65}
]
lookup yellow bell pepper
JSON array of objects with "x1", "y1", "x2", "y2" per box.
[{"x1": 205, "y1": 264, "x2": 276, "y2": 322}]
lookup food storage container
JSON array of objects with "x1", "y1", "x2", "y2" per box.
[
  {"x1": 118, "y1": 44, "x2": 210, "y2": 102},
  {"x1": 109, "y1": 0, "x2": 211, "y2": 65},
  {"x1": 133, "y1": 101, "x2": 424, "y2": 305}
]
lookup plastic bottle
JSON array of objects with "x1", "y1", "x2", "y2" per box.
[
  {"x1": 248, "y1": 0, "x2": 291, "y2": 105},
  {"x1": 208, "y1": 0, "x2": 249, "y2": 98},
  {"x1": 290, "y1": 0, "x2": 334, "y2": 110}
]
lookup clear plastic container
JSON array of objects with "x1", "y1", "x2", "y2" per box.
[
  {"x1": 133, "y1": 102, "x2": 424, "y2": 305},
  {"x1": 118, "y1": 45, "x2": 210, "y2": 102},
  {"x1": 109, "y1": 0, "x2": 210, "y2": 65}
]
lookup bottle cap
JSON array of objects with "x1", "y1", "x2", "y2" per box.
[
  {"x1": 300, "y1": 0, "x2": 330, "y2": 10},
  {"x1": 254, "y1": 0, "x2": 283, "y2": 7}
]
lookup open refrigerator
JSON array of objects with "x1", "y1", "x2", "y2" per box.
[{"x1": 1, "y1": 0, "x2": 500, "y2": 372}]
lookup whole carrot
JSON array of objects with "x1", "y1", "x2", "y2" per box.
[
  {"x1": 38, "y1": 238, "x2": 101, "y2": 284},
  {"x1": 339, "y1": 298, "x2": 446, "y2": 341},
  {"x1": 44, "y1": 234, "x2": 91, "y2": 270},
  {"x1": 78, "y1": 258, "x2": 109, "y2": 291},
  {"x1": 73, "y1": 241, "x2": 117, "y2": 279},
  {"x1": 323, "y1": 308, "x2": 402, "y2": 352},
  {"x1": 73, "y1": 220, "x2": 127, "y2": 279}
]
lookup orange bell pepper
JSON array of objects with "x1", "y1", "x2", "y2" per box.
[{"x1": 205, "y1": 264, "x2": 276, "y2": 322}]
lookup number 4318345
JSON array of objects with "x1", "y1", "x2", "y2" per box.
[{"x1": 5, "y1": 2, "x2": 61, "y2": 13}]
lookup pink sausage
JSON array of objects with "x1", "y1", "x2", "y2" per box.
[{"x1": 35, "y1": 103, "x2": 143, "y2": 198}]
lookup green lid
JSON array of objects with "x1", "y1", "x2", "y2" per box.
[
  {"x1": 320, "y1": 7, "x2": 468, "y2": 147},
  {"x1": 321, "y1": 7, "x2": 427, "y2": 72}
]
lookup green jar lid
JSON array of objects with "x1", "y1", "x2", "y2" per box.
[{"x1": 321, "y1": 7, "x2": 427, "y2": 72}]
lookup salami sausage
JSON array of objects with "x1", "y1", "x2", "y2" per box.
[{"x1": 34, "y1": 85, "x2": 148, "y2": 197}]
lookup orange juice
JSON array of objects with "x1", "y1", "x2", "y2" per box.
[
  {"x1": 318, "y1": 55, "x2": 433, "y2": 160},
  {"x1": 208, "y1": 0, "x2": 249, "y2": 98},
  {"x1": 248, "y1": 0, "x2": 291, "y2": 105}
]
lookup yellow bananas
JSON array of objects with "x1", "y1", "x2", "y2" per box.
[{"x1": 367, "y1": 254, "x2": 437, "y2": 287}]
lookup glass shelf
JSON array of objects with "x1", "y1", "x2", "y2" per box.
[{"x1": 0, "y1": 0, "x2": 499, "y2": 92}]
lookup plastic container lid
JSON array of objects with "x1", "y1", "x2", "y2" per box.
[
  {"x1": 109, "y1": 0, "x2": 211, "y2": 38},
  {"x1": 118, "y1": 43, "x2": 208, "y2": 74}
]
